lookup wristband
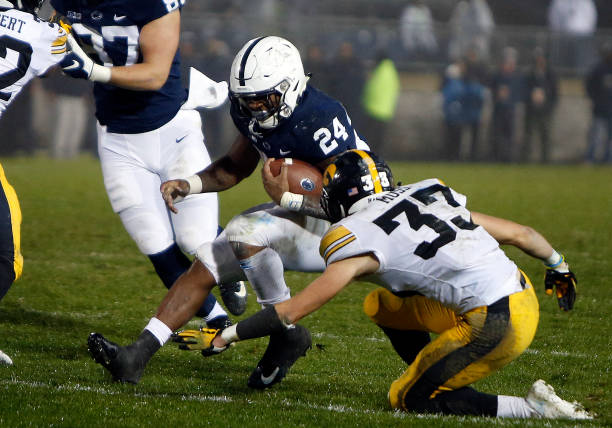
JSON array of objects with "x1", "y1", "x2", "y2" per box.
[
  {"x1": 185, "y1": 174, "x2": 203, "y2": 194},
  {"x1": 544, "y1": 250, "x2": 564, "y2": 269},
  {"x1": 220, "y1": 324, "x2": 239, "y2": 344},
  {"x1": 280, "y1": 192, "x2": 304, "y2": 211},
  {"x1": 90, "y1": 64, "x2": 112, "y2": 83}
]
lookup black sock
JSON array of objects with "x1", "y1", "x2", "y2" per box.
[{"x1": 379, "y1": 326, "x2": 431, "y2": 365}]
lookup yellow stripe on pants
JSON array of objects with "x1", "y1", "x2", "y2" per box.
[{"x1": 0, "y1": 162, "x2": 23, "y2": 281}]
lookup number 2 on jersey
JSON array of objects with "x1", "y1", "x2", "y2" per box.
[{"x1": 0, "y1": 35, "x2": 32, "y2": 101}]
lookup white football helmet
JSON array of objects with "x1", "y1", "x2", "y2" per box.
[{"x1": 229, "y1": 36, "x2": 309, "y2": 129}]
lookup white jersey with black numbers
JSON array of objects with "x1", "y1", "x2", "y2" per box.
[
  {"x1": 0, "y1": 6, "x2": 67, "y2": 115},
  {"x1": 319, "y1": 179, "x2": 523, "y2": 313}
]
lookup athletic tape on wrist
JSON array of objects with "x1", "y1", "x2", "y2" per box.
[
  {"x1": 544, "y1": 250, "x2": 564, "y2": 269},
  {"x1": 90, "y1": 64, "x2": 111, "y2": 83},
  {"x1": 185, "y1": 174, "x2": 203, "y2": 194},
  {"x1": 280, "y1": 192, "x2": 304, "y2": 211},
  {"x1": 220, "y1": 324, "x2": 239, "y2": 344}
]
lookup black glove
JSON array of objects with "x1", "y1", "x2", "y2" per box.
[{"x1": 544, "y1": 269, "x2": 577, "y2": 311}]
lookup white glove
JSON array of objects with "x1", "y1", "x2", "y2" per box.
[{"x1": 60, "y1": 34, "x2": 111, "y2": 83}]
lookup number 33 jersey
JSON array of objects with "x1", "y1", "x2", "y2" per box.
[
  {"x1": 0, "y1": 6, "x2": 67, "y2": 116},
  {"x1": 319, "y1": 179, "x2": 523, "y2": 314}
]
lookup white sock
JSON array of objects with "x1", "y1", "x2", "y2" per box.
[
  {"x1": 144, "y1": 317, "x2": 173, "y2": 346},
  {"x1": 239, "y1": 248, "x2": 290, "y2": 306},
  {"x1": 203, "y1": 301, "x2": 228, "y2": 322},
  {"x1": 497, "y1": 395, "x2": 538, "y2": 418}
]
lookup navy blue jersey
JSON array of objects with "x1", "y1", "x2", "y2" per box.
[
  {"x1": 50, "y1": 0, "x2": 187, "y2": 134},
  {"x1": 231, "y1": 85, "x2": 368, "y2": 165}
]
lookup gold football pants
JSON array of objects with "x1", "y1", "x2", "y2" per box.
[
  {"x1": 0, "y1": 162, "x2": 23, "y2": 300},
  {"x1": 363, "y1": 274, "x2": 539, "y2": 411}
]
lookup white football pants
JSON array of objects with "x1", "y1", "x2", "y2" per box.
[
  {"x1": 98, "y1": 109, "x2": 218, "y2": 256},
  {"x1": 196, "y1": 203, "x2": 329, "y2": 305}
]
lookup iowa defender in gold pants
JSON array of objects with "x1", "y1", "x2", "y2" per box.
[
  {"x1": 0, "y1": 163, "x2": 23, "y2": 301},
  {"x1": 202, "y1": 150, "x2": 589, "y2": 419},
  {"x1": 365, "y1": 279, "x2": 538, "y2": 414},
  {"x1": 0, "y1": 163, "x2": 23, "y2": 365}
]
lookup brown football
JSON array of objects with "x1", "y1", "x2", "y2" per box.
[{"x1": 269, "y1": 158, "x2": 323, "y2": 196}]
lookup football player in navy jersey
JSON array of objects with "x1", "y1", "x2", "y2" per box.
[
  {"x1": 86, "y1": 36, "x2": 579, "y2": 390},
  {"x1": 0, "y1": 0, "x2": 69, "y2": 365},
  {"x1": 49, "y1": 0, "x2": 247, "y2": 331},
  {"x1": 87, "y1": 36, "x2": 369, "y2": 387}
]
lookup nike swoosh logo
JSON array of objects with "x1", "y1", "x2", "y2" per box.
[
  {"x1": 64, "y1": 59, "x2": 80, "y2": 70},
  {"x1": 279, "y1": 149, "x2": 291, "y2": 156},
  {"x1": 260, "y1": 366, "x2": 280, "y2": 385},
  {"x1": 175, "y1": 134, "x2": 188, "y2": 143},
  {"x1": 235, "y1": 284, "x2": 247, "y2": 297},
  {"x1": 114, "y1": 14, "x2": 126, "y2": 21}
]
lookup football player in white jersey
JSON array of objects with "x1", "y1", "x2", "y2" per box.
[
  {"x1": 202, "y1": 150, "x2": 590, "y2": 419},
  {"x1": 49, "y1": 0, "x2": 247, "y2": 330},
  {"x1": 0, "y1": 0, "x2": 68, "y2": 365}
]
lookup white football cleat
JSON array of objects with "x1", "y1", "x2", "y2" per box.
[
  {"x1": 526, "y1": 379, "x2": 594, "y2": 419},
  {"x1": 0, "y1": 349, "x2": 13, "y2": 365}
]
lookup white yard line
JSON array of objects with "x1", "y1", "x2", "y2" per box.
[{"x1": 0, "y1": 379, "x2": 551, "y2": 425}]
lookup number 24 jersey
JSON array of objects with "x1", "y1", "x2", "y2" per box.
[
  {"x1": 319, "y1": 179, "x2": 523, "y2": 314},
  {"x1": 0, "y1": 6, "x2": 67, "y2": 116}
]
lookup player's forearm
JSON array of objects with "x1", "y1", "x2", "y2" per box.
[
  {"x1": 297, "y1": 194, "x2": 328, "y2": 219},
  {"x1": 105, "y1": 63, "x2": 169, "y2": 91},
  {"x1": 472, "y1": 212, "x2": 555, "y2": 260},
  {"x1": 197, "y1": 156, "x2": 253, "y2": 192}
]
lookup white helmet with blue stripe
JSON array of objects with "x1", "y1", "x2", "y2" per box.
[{"x1": 229, "y1": 36, "x2": 309, "y2": 129}]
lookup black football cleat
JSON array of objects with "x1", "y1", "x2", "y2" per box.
[
  {"x1": 205, "y1": 316, "x2": 232, "y2": 330},
  {"x1": 218, "y1": 280, "x2": 248, "y2": 316},
  {"x1": 247, "y1": 324, "x2": 311, "y2": 390},
  {"x1": 87, "y1": 331, "x2": 160, "y2": 384}
]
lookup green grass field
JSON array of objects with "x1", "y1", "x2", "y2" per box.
[{"x1": 0, "y1": 156, "x2": 610, "y2": 427}]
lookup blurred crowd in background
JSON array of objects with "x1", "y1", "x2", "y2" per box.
[{"x1": 2, "y1": 0, "x2": 612, "y2": 164}]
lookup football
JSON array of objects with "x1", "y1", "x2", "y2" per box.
[{"x1": 269, "y1": 158, "x2": 323, "y2": 196}]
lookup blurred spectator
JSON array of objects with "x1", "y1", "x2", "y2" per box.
[
  {"x1": 488, "y1": 47, "x2": 523, "y2": 162},
  {"x1": 441, "y1": 61, "x2": 466, "y2": 160},
  {"x1": 304, "y1": 43, "x2": 332, "y2": 94},
  {"x1": 399, "y1": 0, "x2": 438, "y2": 59},
  {"x1": 361, "y1": 52, "x2": 401, "y2": 156},
  {"x1": 584, "y1": 43, "x2": 612, "y2": 164},
  {"x1": 462, "y1": 52, "x2": 487, "y2": 161},
  {"x1": 448, "y1": 0, "x2": 495, "y2": 62},
  {"x1": 328, "y1": 41, "x2": 367, "y2": 129},
  {"x1": 548, "y1": 0, "x2": 597, "y2": 72},
  {"x1": 521, "y1": 48, "x2": 559, "y2": 163},
  {"x1": 41, "y1": 69, "x2": 92, "y2": 159}
]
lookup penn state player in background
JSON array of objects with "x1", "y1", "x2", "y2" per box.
[
  {"x1": 0, "y1": 0, "x2": 68, "y2": 365},
  {"x1": 49, "y1": 0, "x2": 246, "y2": 329},
  {"x1": 203, "y1": 150, "x2": 589, "y2": 420},
  {"x1": 86, "y1": 36, "x2": 368, "y2": 387}
]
